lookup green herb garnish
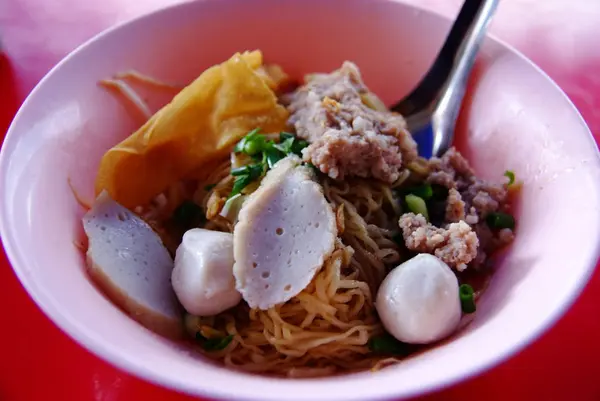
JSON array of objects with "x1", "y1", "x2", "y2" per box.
[
  {"x1": 245, "y1": 136, "x2": 267, "y2": 155},
  {"x1": 274, "y1": 137, "x2": 295, "y2": 154},
  {"x1": 406, "y1": 184, "x2": 433, "y2": 200},
  {"x1": 368, "y1": 333, "x2": 410, "y2": 355},
  {"x1": 233, "y1": 128, "x2": 266, "y2": 155},
  {"x1": 229, "y1": 129, "x2": 313, "y2": 198},
  {"x1": 264, "y1": 146, "x2": 286, "y2": 168},
  {"x1": 459, "y1": 284, "x2": 476, "y2": 314},
  {"x1": 230, "y1": 166, "x2": 248, "y2": 176},
  {"x1": 231, "y1": 164, "x2": 264, "y2": 179},
  {"x1": 229, "y1": 162, "x2": 266, "y2": 198},
  {"x1": 172, "y1": 200, "x2": 205, "y2": 228},
  {"x1": 291, "y1": 139, "x2": 308, "y2": 155},
  {"x1": 195, "y1": 333, "x2": 234, "y2": 351},
  {"x1": 279, "y1": 132, "x2": 295, "y2": 142},
  {"x1": 504, "y1": 170, "x2": 515, "y2": 186},
  {"x1": 230, "y1": 175, "x2": 254, "y2": 198},
  {"x1": 486, "y1": 212, "x2": 515, "y2": 230},
  {"x1": 306, "y1": 162, "x2": 319, "y2": 173},
  {"x1": 405, "y1": 194, "x2": 429, "y2": 221},
  {"x1": 274, "y1": 135, "x2": 307, "y2": 156}
]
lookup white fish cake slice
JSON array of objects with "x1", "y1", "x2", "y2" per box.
[
  {"x1": 83, "y1": 191, "x2": 183, "y2": 338},
  {"x1": 233, "y1": 156, "x2": 337, "y2": 310}
]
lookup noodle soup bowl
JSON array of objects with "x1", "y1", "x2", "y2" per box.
[{"x1": 1, "y1": 0, "x2": 599, "y2": 400}]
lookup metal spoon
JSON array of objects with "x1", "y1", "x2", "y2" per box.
[{"x1": 391, "y1": 0, "x2": 499, "y2": 159}]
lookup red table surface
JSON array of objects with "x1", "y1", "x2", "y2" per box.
[{"x1": 1, "y1": 2, "x2": 600, "y2": 399}]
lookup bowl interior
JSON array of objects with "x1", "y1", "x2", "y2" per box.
[{"x1": 2, "y1": 0, "x2": 599, "y2": 400}]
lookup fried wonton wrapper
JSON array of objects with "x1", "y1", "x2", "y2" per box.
[{"x1": 95, "y1": 50, "x2": 289, "y2": 209}]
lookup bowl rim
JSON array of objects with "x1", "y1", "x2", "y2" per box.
[{"x1": 1, "y1": 0, "x2": 599, "y2": 400}]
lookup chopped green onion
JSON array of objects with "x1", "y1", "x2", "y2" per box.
[
  {"x1": 279, "y1": 132, "x2": 294, "y2": 142},
  {"x1": 249, "y1": 164, "x2": 265, "y2": 179},
  {"x1": 291, "y1": 139, "x2": 308, "y2": 155},
  {"x1": 459, "y1": 284, "x2": 476, "y2": 314},
  {"x1": 172, "y1": 200, "x2": 205, "y2": 228},
  {"x1": 274, "y1": 137, "x2": 295, "y2": 154},
  {"x1": 233, "y1": 128, "x2": 266, "y2": 156},
  {"x1": 203, "y1": 184, "x2": 216, "y2": 191},
  {"x1": 204, "y1": 335, "x2": 234, "y2": 351},
  {"x1": 233, "y1": 140, "x2": 245, "y2": 153},
  {"x1": 486, "y1": 212, "x2": 515, "y2": 230},
  {"x1": 230, "y1": 130, "x2": 312, "y2": 198},
  {"x1": 230, "y1": 175, "x2": 253, "y2": 198},
  {"x1": 234, "y1": 128, "x2": 259, "y2": 153},
  {"x1": 195, "y1": 332, "x2": 234, "y2": 351},
  {"x1": 274, "y1": 133, "x2": 308, "y2": 156},
  {"x1": 406, "y1": 184, "x2": 433, "y2": 200},
  {"x1": 231, "y1": 166, "x2": 249, "y2": 176},
  {"x1": 405, "y1": 194, "x2": 429, "y2": 220},
  {"x1": 306, "y1": 162, "x2": 319, "y2": 172},
  {"x1": 231, "y1": 164, "x2": 264, "y2": 179},
  {"x1": 247, "y1": 127, "x2": 261, "y2": 139},
  {"x1": 368, "y1": 333, "x2": 410, "y2": 355},
  {"x1": 264, "y1": 146, "x2": 285, "y2": 168},
  {"x1": 504, "y1": 170, "x2": 515, "y2": 185},
  {"x1": 244, "y1": 135, "x2": 267, "y2": 156}
]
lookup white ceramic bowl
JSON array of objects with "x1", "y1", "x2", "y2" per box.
[{"x1": 1, "y1": 0, "x2": 599, "y2": 400}]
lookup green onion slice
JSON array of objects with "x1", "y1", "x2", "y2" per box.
[
  {"x1": 195, "y1": 333, "x2": 234, "y2": 351},
  {"x1": 406, "y1": 184, "x2": 433, "y2": 200},
  {"x1": 244, "y1": 135, "x2": 267, "y2": 156},
  {"x1": 231, "y1": 129, "x2": 314, "y2": 197},
  {"x1": 291, "y1": 139, "x2": 308, "y2": 155},
  {"x1": 504, "y1": 170, "x2": 515, "y2": 185},
  {"x1": 234, "y1": 128, "x2": 259, "y2": 153},
  {"x1": 459, "y1": 284, "x2": 476, "y2": 314},
  {"x1": 368, "y1": 333, "x2": 410, "y2": 355},
  {"x1": 405, "y1": 194, "x2": 429, "y2": 221},
  {"x1": 264, "y1": 146, "x2": 285, "y2": 168},
  {"x1": 231, "y1": 163, "x2": 264, "y2": 179},
  {"x1": 306, "y1": 162, "x2": 319, "y2": 173},
  {"x1": 274, "y1": 137, "x2": 295, "y2": 154},
  {"x1": 279, "y1": 132, "x2": 294, "y2": 142},
  {"x1": 230, "y1": 175, "x2": 253, "y2": 198},
  {"x1": 233, "y1": 128, "x2": 266, "y2": 155},
  {"x1": 172, "y1": 200, "x2": 204, "y2": 228},
  {"x1": 486, "y1": 212, "x2": 515, "y2": 230},
  {"x1": 230, "y1": 166, "x2": 249, "y2": 176}
]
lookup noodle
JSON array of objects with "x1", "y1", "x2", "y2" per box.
[{"x1": 99, "y1": 78, "x2": 153, "y2": 120}]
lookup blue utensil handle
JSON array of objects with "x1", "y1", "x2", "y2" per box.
[{"x1": 392, "y1": 0, "x2": 499, "y2": 158}]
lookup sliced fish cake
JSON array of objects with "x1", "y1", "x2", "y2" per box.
[
  {"x1": 233, "y1": 156, "x2": 337, "y2": 310},
  {"x1": 83, "y1": 191, "x2": 183, "y2": 338}
]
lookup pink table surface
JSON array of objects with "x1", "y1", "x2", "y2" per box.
[{"x1": 1, "y1": 0, "x2": 600, "y2": 400}]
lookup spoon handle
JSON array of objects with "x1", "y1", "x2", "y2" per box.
[{"x1": 392, "y1": 0, "x2": 499, "y2": 116}]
